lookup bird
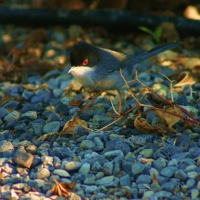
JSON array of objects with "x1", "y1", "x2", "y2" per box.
[{"x1": 68, "y1": 41, "x2": 182, "y2": 114}]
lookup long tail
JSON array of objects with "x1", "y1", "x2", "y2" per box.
[{"x1": 131, "y1": 41, "x2": 182, "y2": 64}]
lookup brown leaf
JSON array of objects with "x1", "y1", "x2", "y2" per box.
[
  {"x1": 51, "y1": 174, "x2": 77, "y2": 198},
  {"x1": 134, "y1": 116, "x2": 159, "y2": 134},
  {"x1": 152, "y1": 172, "x2": 159, "y2": 184},
  {"x1": 69, "y1": 99, "x2": 84, "y2": 107},
  {"x1": 155, "y1": 105, "x2": 183, "y2": 128},
  {"x1": 139, "y1": 158, "x2": 154, "y2": 164},
  {"x1": 0, "y1": 171, "x2": 8, "y2": 180},
  {"x1": 134, "y1": 116, "x2": 177, "y2": 137},
  {"x1": 180, "y1": 119, "x2": 194, "y2": 132},
  {"x1": 0, "y1": 94, "x2": 25, "y2": 107},
  {"x1": 21, "y1": 83, "x2": 49, "y2": 92},
  {"x1": 197, "y1": 156, "x2": 200, "y2": 166},
  {"x1": 35, "y1": 132, "x2": 57, "y2": 143},
  {"x1": 60, "y1": 115, "x2": 88, "y2": 135},
  {"x1": 173, "y1": 71, "x2": 196, "y2": 87}
]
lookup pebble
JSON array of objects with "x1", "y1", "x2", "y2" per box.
[
  {"x1": 65, "y1": 161, "x2": 82, "y2": 171},
  {"x1": 43, "y1": 121, "x2": 60, "y2": 134},
  {"x1": 160, "y1": 166, "x2": 177, "y2": 178},
  {"x1": 80, "y1": 140, "x2": 95, "y2": 149},
  {"x1": 53, "y1": 169, "x2": 70, "y2": 177},
  {"x1": 139, "y1": 148, "x2": 153, "y2": 157},
  {"x1": 14, "y1": 152, "x2": 34, "y2": 168},
  {"x1": 36, "y1": 168, "x2": 50, "y2": 179}
]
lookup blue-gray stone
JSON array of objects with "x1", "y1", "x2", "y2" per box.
[
  {"x1": 171, "y1": 152, "x2": 191, "y2": 162},
  {"x1": 131, "y1": 136, "x2": 146, "y2": 145},
  {"x1": 187, "y1": 171, "x2": 198, "y2": 179},
  {"x1": 80, "y1": 140, "x2": 95, "y2": 150},
  {"x1": 4, "y1": 111, "x2": 20, "y2": 122},
  {"x1": 30, "y1": 123, "x2": 43, "y2": 136},
  {"x1": 102, "y1": 162, "x2": 113, "y2": 175},
  {"x1": 160, "y1": 166, "x2": 177, "y2": 178},
  {"x1": 22, "y1": 90, "x2": 34, "y2": 100},
  {"x1": 84, "y1": 174, "x2": 96, "y2": 184},
  {"x1": 91, "y1": 161, "x2": 102, "y2": 171},
  {"x1": 179, "y1": 158, "x2": 196, "y2": 169},
  {"x1": 168, "y1": 159, "x2": 178, "y2": 166},
  {"x1": 136, "y1": 174, "x2": 151, "y2": 184},
  {"x1": 0, "y1": 107, "x2": 8, "y2": 119},
  {"x1": 85, "y1": 185, "x2": 98, "y2": 194},
  {"x1": 132, "y1": 163, "x2": 146, "y2": 175},
  {"x1": 3, "y1": 100, "x2": 19, "y2": 110},
  {"x1": 120, "y1": 174, "x2": 131, "y2": 187},
  {"x1": 21, "y1": 111, "x2": 37, "y2": 120},
  {"x1": 104, "y1": 150, "x2": 124, "y2": 160},
  {"x1": 152, "y1": 158, "x2": 166, "y2": 170},
  {"x1": 93, "y1": 137, "x2": 104, "y2": 151},
  {"x1": 79, "y1": 163, "x2": 90, "y2": 175},
  {"x1": 43, "y1": 121, "x2": 60, "y2": 134},
  {"x1": 53, "y1": 169, "x2": 70, "y2": 177},
  {"x1": 151, "y1": 183, "x2": 162, "y2": 192},
  {"x1": 95, "y1": 175, "x2": 115, "y2": 185},
  {"x1": 87, "y1": 132, "x2": 102, "y2": 140},
  {"x1": 153, "y1": 191, "x2": 172, "y2": 198},
  {"x1": 143, "y1": 191, "x2": 154, "y2": 199},
  {"x1": 186, "y1": 178, "x2": 195, "y2": 188},
  {"x1": 162, "y1": 182, "x2": 176, "y2": 192},
  {"x1": 191, "y1": 189, "x2": 199, "y2": 199},
  {"x1": 93, "y1": 114, "x2": 113, "y2": 123},
  {"x1": 175, "y1": 169, "x2": 187, "y2": 180}
]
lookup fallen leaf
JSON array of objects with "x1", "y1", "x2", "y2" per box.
[
  {"x1": 69, "y1": 99, "x2": 84, "y2": 107},
  {"x1": 60, "y1": 115, "x2": 88, "y2": 135},
  {"x1": 51, "y1": 174, "x2": 78, "y2": 198},
  {"x1": 180, "y1": 57, "x2": 200, "y2": 70},
  {"x1": 184, "y1": 5, "x2": 200, "y2": 20},
  {"x1": 173, "y1": 71, "x2": 196, "y2": 87},
  {"x1": 21, "y1": 83, "x2": 49, "y2": 92},
  {"x1": 152, "y1": 172, "x2": 159, "y2": 184},
  {"x1": 139, "y1": 158, "x2": 154, "y2": 164},
  {"x1": 155, "y1": 105, "x2": 184, "y2": 128},
  {"x1": 180, "y1": 119, "x2": 194, "y2": 132},
  {"x1": 35, "y1": 132, "x2": 57, "y2": 143}
]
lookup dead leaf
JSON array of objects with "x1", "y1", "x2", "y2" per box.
[
  {"x1": 180, "y1": 119, "x2": 194, "y2": 132},
  {"x1": 0, "y1": 94, "x2": 25, "y2": 107},
  {"x1": 35, "y1": 132, "x2": 57, "y2": 143},
  {"x1": 134, "y1": 116, "x2": 160, "y2": 134},
  {"x1": 173, "y1": 71, "x2": 196, "y2": 87},
  {"x1": 152, "y1": 172, "x2": 159, "y2": 184},
  {"x1": 197, "y1": 156, "x2": 200, "y2": 166},
  {"x1": 184, "y1": 5, "x2": 200, "y2": 20},
  {"x1": 69, "y1": 99, "x2": 84, "y2": 107},
  {"x1": 155, "y1": 105, "x2": 184, "y2": 128},
  {"x1": 180, "y1": 57, "x2": 200, "y2": 70},
  {"x1": 0, "y1": 171, "x2": 8, "y2": 180},
  {"x1": 51, "y1": 174, "x2": 78, "y2": 198},
  {"x1": 139, "y1": 158, "x2": 154, "y2": 164},
  {"x1": 134, "y1": 116, "x2": 177, "y2": 137},
  {"x1": 60, "y1": 115, "x2": 88, "y2": 135},
  {"x1": 21, "y1": 83, "x2": 49, "y2": 92}
]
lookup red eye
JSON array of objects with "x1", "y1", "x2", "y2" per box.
[{"x1": 82, "y1": 59, "x2": 88, "y2": 66}]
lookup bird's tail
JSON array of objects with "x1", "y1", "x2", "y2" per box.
[{"x1": 131, "y1": 41, "x2": 182, "y2": 64}]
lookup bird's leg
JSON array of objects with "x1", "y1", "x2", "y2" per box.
[
  {"x1": 77, "y1": 91, "x2": 102, "y2": 114},
  {"x1": 118, "y1": 92, "x2": 122, "y2": 115}
]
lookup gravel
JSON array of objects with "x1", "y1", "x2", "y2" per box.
[{"x1": 0, "y1": 25, "x2": 199, "y2": 200}]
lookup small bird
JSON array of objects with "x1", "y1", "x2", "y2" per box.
[{"x1": 68, "y1": 41, "x2": 182, "y2": 113}]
